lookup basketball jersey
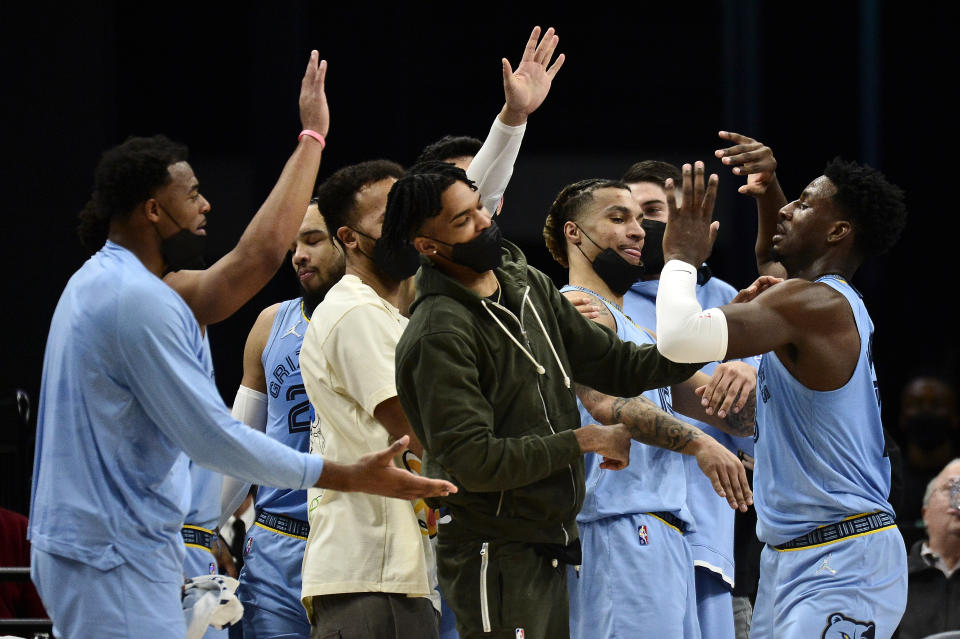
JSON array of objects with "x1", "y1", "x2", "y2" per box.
[
  {"x1": 256, "y1": 298, "x2": 313, "y2": 519},
  {"x1": 754, "y1": 275, "x2": 892, "y2": 546},
  {"x1": 562, "y1": 285, "x2": 693, "y2": 528}
]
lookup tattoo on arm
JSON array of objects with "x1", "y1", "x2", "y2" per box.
[
  {"x1": 723, "y1": 390, "x2": 757, "y2": 437},
  {"x1": 575, "y1": 384, "x2": 702, "y2": 453}
]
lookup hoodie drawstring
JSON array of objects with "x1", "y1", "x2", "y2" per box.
[{"x1": 480, "y1": 287, "x2": 571, "y2": 388}]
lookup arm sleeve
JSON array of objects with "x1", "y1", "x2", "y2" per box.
[
  {"x1": 219, "y1": 385, "x2": 268, "y2": 528},
  {"x1": 396, "y1": 330, "x2": 581, "y2": 493},
  {"x1": 323, "y1": 303, "x2": 403, "y2": 416},
  {"x1": 117, "y1": 293, "x2": 324, "y2": 491},
  {"x1": 543, "y1": 272, "x2": 704, "y2": 397},
  {"x1": 655, "y1": 260, "x2": 729, "y2": 363},
  {"x1": 467, "y1": 117, "x2": 526, "y2": 215}
]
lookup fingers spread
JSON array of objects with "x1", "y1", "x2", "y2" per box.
[
  {"x1": 521, "y1": 26, "x2": 541, "y2": 62},
  {"x1": 546, "y1": 52, "x2": 566, "y2": 78}
]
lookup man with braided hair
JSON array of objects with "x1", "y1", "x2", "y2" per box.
[
  {"x1": 542, "y1": 176, "x2": 757, "y2": 638},
  {"x1": 381, "y1": 161, "x2": 752, "y2": 639},
  {"x1": 655, "y1": 156, "x2": 908, "y2": 638}
]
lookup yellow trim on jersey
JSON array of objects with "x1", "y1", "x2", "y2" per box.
[
  {"x1": 255, "y1": 520, "x2": 308, "y2": 541},
  {"x1": 300, "y1": 300, "x2": 311, "y2": 324},
  {"x1": 772, "y1": 524, "x2": 897, "y2": 553},
  {"x1": 646, "y1": 512, "x2": 683, "y2": 535},
  {"x1": 184, "y1": 542, "x2": 217, "y2": 555},
  {"x1": 182, "y1": 524, "x2": 215, "y2": 534}
]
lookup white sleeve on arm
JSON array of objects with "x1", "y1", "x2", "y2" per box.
[
  {"x1": 467, "y1": 117, "x2": 526, "y2": 215},
  {"x1": 656, "y1": 259, "x2": 729, "y2": 363},
  {"x1": 118, "y1": 294, "x2": 324, "y2": 492},
  {"x1": 219, "y1": 386, "x2": 268, "y2": 528}
]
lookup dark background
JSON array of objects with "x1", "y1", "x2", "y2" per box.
[{"x1": 1, "y1": 2, "x2": 954, "y2": 512}]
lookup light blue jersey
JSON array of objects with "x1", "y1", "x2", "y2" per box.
[
  {"x1": 563, "y1": 285, "x2": 692, "y2": 527},
  {"x1": 29, "y1": 242, "x2": 324, "y2": 605},
  {"x1": 754, "y1": 275, "x2": 893, "y2": 546},
  {"x1": 257, "y1": 298, "x2": 313, "y2": 518},
  {"x1": 238, "y1": 297, "x2": 313, "y2": 639},
  {"x1": 563, "y1": 284, "x2": 698, "y2": 638}
]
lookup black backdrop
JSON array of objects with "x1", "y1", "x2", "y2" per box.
[{"x1": 1, "y1": 2, "x2": 954, "y2": 511}]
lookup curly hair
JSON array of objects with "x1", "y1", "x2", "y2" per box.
[
  {"x1": 77, "y1": 135, "x2": 189, "y2": 254},
  {"x1": 415, "y1": 135, "x2": 483, "y2": 165},
  {"x1": 823, "y1": 157, "x2": 907, "y2": 258},
  {"x1": 621, "y1": 159, "x2": 681, "y2": 188},
  {"x1": 313, "y1": 159, "x2": 405, "y2": 249},
  {"x1": 542, "y1": 178, "x2": 631, "y2": 267},
  {"x1": 380, "y1": 161, "x2": 477, "y2": 257}
]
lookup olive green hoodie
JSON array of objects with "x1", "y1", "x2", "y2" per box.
[{"x1": 395, "y1": 240, "x2": 701, "y2": 545}]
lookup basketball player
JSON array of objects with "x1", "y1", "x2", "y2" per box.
[
  {"x1": 28, "y1": 52, "x2": 455, "y2": 639},
  {"x1": 543, "y1": 177, "x2": 755, "y2": 638},
  {"x1": 654, "y1": 158, "x2": 908, "y2": 638},
  {"x1": 218, "y1": 200, "x2": 344, "y2": 638}
]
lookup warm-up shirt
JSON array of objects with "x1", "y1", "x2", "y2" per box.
[{"x1": 29, "y1": 241, "x2": 324, "y2": 583}]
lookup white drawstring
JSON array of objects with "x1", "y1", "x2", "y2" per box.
[
  {"x1": 481, "y1": 299, "x2": 546, "y2": 375},
  {"x1": 520, "y1": 289, "x2": 571, "y2": 389}
]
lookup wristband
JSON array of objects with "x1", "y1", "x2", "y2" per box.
[{"x1": 298, "y1": 129, "x2": 326, "y2": 149}]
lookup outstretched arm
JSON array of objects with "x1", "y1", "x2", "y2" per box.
[
  {"x1": 715, "y1": 131, "x2": 787, "y2": 278},
  {"x1": 468, "y1": 26, "x2": 565, "y2": 214},
  {"x1": 165, "y1": 51, "x2": 330, "y2": 326},
  {"x1": 576, "y1": 384, "x2": 752, "y2": 511}
]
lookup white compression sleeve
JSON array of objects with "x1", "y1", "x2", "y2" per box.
[
  {"x1": 219, "y1": 386, "x2": 268, "y2": 528},
  {"x1": 467, "y1": 117, "x2": 526, "y2": 215},
  {"x1": 656, "y1": 260, "x2": 729, "y2": 363}
]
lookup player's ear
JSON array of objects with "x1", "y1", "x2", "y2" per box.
[
  {"x1": 337, "y1": 226, "x2": 357, "y2": 250},
  {"x1": 826, "y1": 220, "x2": 852, "y2": 244},
  {"x1": 563, "y1": 220, "x2": 581, "y2": 246}
]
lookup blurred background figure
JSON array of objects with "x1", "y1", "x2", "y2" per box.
[{"x1": 896, "y1": 376, "x2": 960, "y2": 549}]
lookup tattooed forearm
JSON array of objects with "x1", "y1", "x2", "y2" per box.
[
  {"x1": 575, "y1": 384, "x2": 703, "y2": 453},
  {"x1": 622, "y1": 396, "x2": 703, "y2": 452},
  {"x1": 723, "y1": 390, "x2": 757, "y2": 437}
]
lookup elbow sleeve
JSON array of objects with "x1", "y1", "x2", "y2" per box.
[{"x1": 656, "y1": 260, "x2": 729, "y2": 363}]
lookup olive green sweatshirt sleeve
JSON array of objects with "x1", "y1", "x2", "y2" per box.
[
  {"x1": 396, "y1": 329, "x2": 582, "y2": 493},
  {"x1": 546, "y1": 277, "x2": 704, "y2": 395}
]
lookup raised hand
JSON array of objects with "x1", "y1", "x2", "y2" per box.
[
  {"x1": 299, "y1": 51, "x2": 330, "y2": 137},
  {"x1": 662, "y1": 161, "x2": 719, "y2": 268},
  {"x1": 730, "y1": 275, "x2": 783, "y2": 304},
  {"x1": 715, "y1": 131, "x2": 776, "y2": 196},
  {"x1": 501, "y1": 26, "x2": 566, "y2": 125}
]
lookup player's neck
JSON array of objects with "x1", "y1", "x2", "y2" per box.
[
  {"x1": 433, "y1": 259, "x2": 499, "y2": 298},
  {"x1": 789, "y1": 250, "x2": 858, "y2": 282}
]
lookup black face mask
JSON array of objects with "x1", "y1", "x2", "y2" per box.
[
  {"x1": 640, "y1": 219, "x2": 666, "y2": 275},
  {"x1": 423, "y1": 219, "x2": 504, "y2": 274},
  {"x1": 157, "y1": 206, "x2": 206, "y2": 271},
  {"x1": 903, "y1": 413, "x2": 953, "y2": 451},
  {"x1": 350, "y1": 227, "x2": 421, "y2": 281},
  {"x1": 575, "y1": 226, "x2": 645, "y2": 296}
]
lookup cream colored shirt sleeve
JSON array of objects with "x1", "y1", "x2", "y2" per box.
[{"x1": 322, "y1": 302, "x2": 402, "y2": 417}]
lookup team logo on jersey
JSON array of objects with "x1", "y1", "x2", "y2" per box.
[
  {"x1": 515, "y1": 629, "x2": 525, "y2": 639},
  {"x1": 637, "y1": 525, "x2": 649, "y2": 545},
  {"x1": 244, "y1": 536, "x2": 254, "y2": 556},
  {"x1": 821, "y1": 612, "x2": 875, "y2": 638},
  {"x1": 208, "y1": 561, "x2": 217, "y2": 575}
]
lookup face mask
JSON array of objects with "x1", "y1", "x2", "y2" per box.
[
  {"x1": 350, "y1": 227, "x2": 421, "y2": 281},
  {"x1": 640, "y1": 219, "x2": 666, "y2": 275},
  {"x1": 157, "y1": 206, "x2": 206, "y2": 271},
  {"x1": 575, "y1": 225, "x2": 645, "y2": 296},
  {"x1": 423, "y1": 219, "x2": 503, "y2": 274},
  {"x1": 903, "y1": 413, "x2": 953, "y2": 450}
]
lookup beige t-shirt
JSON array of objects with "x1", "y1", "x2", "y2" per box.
[{"x1": 299, "y1": 275, "x2": 429, "y2": 617}]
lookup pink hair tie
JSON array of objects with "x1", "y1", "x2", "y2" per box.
[{"x1": 298, "y1": 129, "x2": 326, "y2": 149}]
